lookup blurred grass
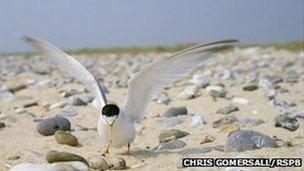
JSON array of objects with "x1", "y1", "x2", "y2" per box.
[
  {"x1": 68, "y1": 41, "x2": 303, "y2": 55},
  {"x1": 4, "y1": 41, "x2": 303, "y2": 57}
]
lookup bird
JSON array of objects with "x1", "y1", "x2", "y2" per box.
[{"x1": 24, "y1": 36, "x2": 238, "y2": 155}]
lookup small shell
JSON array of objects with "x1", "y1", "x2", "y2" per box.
[{"x1": 88, "y1": 155, "x2": 109, "y2": 170}]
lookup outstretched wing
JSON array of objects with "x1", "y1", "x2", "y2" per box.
[
  {"x1": 122, "y1": 39, "x2": 238, "y2": 123},
  {"x1": 24, "y1": 36, "x2": 107, "y2": 109}
]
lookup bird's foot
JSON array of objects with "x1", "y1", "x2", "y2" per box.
[{"x1": 102, "y1": 146, "x2": 110, "y2": 156}]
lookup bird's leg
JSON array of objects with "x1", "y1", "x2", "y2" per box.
[
  {"x1": 126, "y1": 143, "x2": 131, "y2": 155},
  {"x1": 102, "y1": 125, "x2": 113, "y2": 156},
  {"x1": 102, "y1": 143, "x2": 110, "y2": 156}
]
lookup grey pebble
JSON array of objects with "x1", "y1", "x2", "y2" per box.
[
  {"x1": 206, "y1": 85, "x2": 226, "y2": 98},
  {"x1": 0, "y1": 91, "x2": 15, "y2": 102},
  {"x1": 212, "y1": 116, "x2": 238, "y2": 128},
  {"x1": 226, "y1": 129, "x2": 278, "y2": 152},
  {"x1": 237, "y1": 117, "x2": 265, "y2": 127},
  {"x1": 159, "y1": 129, "x2": 190, "y2": 143},
  {"x1": 57, "y1": 107, "x2": 78, "y2": 117},
  {"x1": 155, "y1": 140, "x2": 186, "y2": 151},
  {"x1": 157, "y1": 117, "x2": 183, "y2": 126},
  {"x1": 216, "y1": 105, "x2": 239, "y2": 115},
  {"x1": 37, "y1": 116, "x2": 71, "y2": 136},
  {"x1": 163, "y1": 107, "x2": 188, "y2": 117},
  {"x1": 274, "y1": 114, "x2": 299, "y2": 131},
  {"x1": 71, "y1": 97, "x2": 87, "y2": 106},
  {"x1": 266, "y1": 89, "x2": 277, "y2": 100}
]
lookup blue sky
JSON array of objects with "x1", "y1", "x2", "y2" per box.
[{"x1": 0, "y1": 0, "x2": 303, "y2": 53}]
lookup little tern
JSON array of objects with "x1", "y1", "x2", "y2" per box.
[{"x1": 24, "y1": 36, "x2": 237, "y2": 155}]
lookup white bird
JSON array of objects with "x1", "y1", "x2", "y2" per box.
[{"x1": 24, "y1": 36, "x2": 237, "y2": 155}]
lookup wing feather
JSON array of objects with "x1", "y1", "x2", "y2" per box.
[
  {"x1": 23, "y1": 36, "x2": 107, "y2": 109},
  {"x1": 122, "y1": 39, "x2": 238, "y2": 123}
]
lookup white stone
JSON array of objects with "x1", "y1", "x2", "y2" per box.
[{"x1": 189, "y1": 115, "x2": 206, "y2": 127}]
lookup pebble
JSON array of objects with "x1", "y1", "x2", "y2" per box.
[
  {"x1": 7, "y1": 83, "x2": 27, "y2": 93},
  {"x1": 274, "y1": 114, "x2": 299, "y2": 131},
  {"x1": 0, "y1": 122, "x2": 5, "y2": 129},
  {"x1": 200, "y1": 135, "x2": 215, "y2": 144},
  {"x1": 163, "y1": 107, "x2": 188, "y2": 117},
  {"x1": 157, "y1": 117, "x2": 183, "y2": 126},
  {"x1": 155, "y1": 140, "x2": 186, "y2": 151},
  {"x1": 55, "y1": 130, "x2": 78, "y2": 146},
  {"x1": 37, "y1": 116, "x2": 71, "y2": 136},
  {"x1": 57, "y1": 107, "x2": 78, "y2": 117},
  {"x1": 232, "y1": 97, "x2": 250, "y2": 105},
  {"x1": 10, "y1": 162, "x2": 89, "y2": 171},
  {"x1": 88, "y1": 154, "x2": 109, "y2": 170},
  {"x1": 206, "y1": 85, "x2": 226, "y2": 98},
  {"x1": 23, "y1": 101, "x2": 38, "y2": 108},
  {"x1": 49, "y1": 101, "x2": 68, "y2": 109},
  {"x1": 189, "y1": 115, "x2": 206, "y2": 127},
  {"x1": 212, "y1": 116, "x2": 238, "y2": 128},
  {"x1": 107, "y1": 157, "x2": 127, "y2": 170},
  {"x1": 159, "y1": 129, "x2": 190, "y2": 143},
  {"x1": 270, "y1": 100, "x2": 296, "y2": 110},
  {"x1": 259, "y1": 76, "x2": 283, "y2": 87},
  {"x1": 60, "y1": 89, "x2": 78, "y2": 98},
  {"x1": 226, "y1": 130, "x2": 278, "y2": 151},
  {"x1": 216, "y1": 105, "x2": 239, "y2": 115},
  {"x1": 242, "y1": 85, "x2": 258, "y2": 91},
  {"x1": 45, "y1": 150, "x2": 88, "y2": 165},
  {"x1": 156, "y1": 93, "x2": 171, "y2": 105},
  {"x1": 293, "y1": 110, "x2": 304, "y2": 119},
  {"x1": 71, "y1": 97, "x2": 87, "y2": 106},
  {"x1": 0, "y1": 91, "x2": 15, "y2": 102},
  {"x1": 190, "y1": 74, "x2": 210, "y2": 87},
  {"x1": 237, "y1": 117, "x2": 265, "y2": 127},
  {"x1": 8, "y1": 155, "x2": 20, "y2": 160},
  {"x1": 265, "y1": 89, "x2": 277, "y2": 100},
  {"x1": 179, "y1": 86, "x2": 199, "y2": 100}
]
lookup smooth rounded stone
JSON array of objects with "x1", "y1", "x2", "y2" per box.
[
  {"x1": 8, "y1": 155, "x2": 20, "y2": 160},
  {"x1": 237, "y1": 117, "x2": 265, "y2": 127},
  {"x1": 212, "y1": 116, "x2": 238, "y2": 128},
  {"x1": 274, "y1": 114, "x2": 299, "y2": 131},
  {"x1": 200, "y1": 135, "x2": 215, "y2": 144},
  {"x1": 292, "y1": 110, "x2": 304, "y2": 119},
  {"x1": 37, "y1": 116, "x2": 71, "y2": 136},
  {"x1": 206, "y1": 85, "x2": 226, "y2": 98},
  {"x1": 10, "y1": 161, "x2": 89, "y2": 171},
  {"x1": 189, "y1": 115, "x2": 206, "y2": 127},
  {"x1": 23, "y1": 101, "x2": 38, "y2": 108},
  {"x1": 81, "y1": 96, "x2": 94, "y2": 104},
  {"x1": 7, "y1": 83, "x2": 27, "y2": 93},
  {"x1": 0, "y1": 122, "x2": 5, "y2": 129},
  {"x1": 284, "y1": 70, "x2": 299, "y2": 83},
  {"x1": 57, "y1": 107, "x2": 78, "y2": 117},
  {"x1": 107, "y1": 157, "x2": 127, "y2": 170},
  {"x1": 71, "y1": 97, "x2": 87, "y2": 106},
  {"x1": 216, "y1": 105, "x2": 239, "y2": 115},
  {"x1": 0, "y1": 91, "x2": 15, "y2": 102},
  {"x1": 49, "y1": 101, "x2": 68, "y2": 109},
  {"x1": 242, "y1": 85, "x2": 258, "y2": 91},
  {"x1": 159, "y1": 129, "x2": 190, "y2": 143},
  {"x1": 15, "y1": 107, "x2": 26, "y2": 114},
  {"x1": 232, "y1": 97, "x2": 250, "y2": 105},
  {"x1": 265, "y1": 89, "x2": 277, "y2": 100},
  {"x1": 45, "y1": 150, "x2": 88, "y2": 165},
  {"x1": 226, "y1": 130, "x2": 278, "y2": 152},
  {"x1": 163, "y1": 107, "x2": 188, "y2": 117},
  {"x1": 155, "y1": 140, "x2": 186, "y2": 151},
  {"x1": 55, "y1": 130, "x2": 78, "y2": 146},
  {"x1": 156, "y1": 93, "x2": 171, "y2": 105},
  {"x1": 179, "y1": 86, "x2": 199, "y2": 100},
  {"x1": 60, "y1": 89, "x2": 78, "y2": 98},
  {"x1": 270, "y1": 100, "x2": 296, "y2": 110},
  {"x1": 190, "y1": 74, "x2": 210, "y2": 87},
  {"x1": 88, "y1": 154, "x2": 109, "y2": 170},
  {"x1": 259, "y1": 76, "x2": 283, "y2": 87},
  {"x1": 157, "y1": 117, "x2": 183, "y2": 126}
]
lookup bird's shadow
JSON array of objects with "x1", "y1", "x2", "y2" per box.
[{"x1": 124, "y1": 145, "x2": 221, "y2": 160}]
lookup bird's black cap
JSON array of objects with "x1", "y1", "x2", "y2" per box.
[{"x1": 102, "y1": 104, "x2": 120, "y2": 117}]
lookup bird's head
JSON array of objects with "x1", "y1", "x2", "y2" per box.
[{"x1": 102, "y1": 104, "x2": 120, "y2": 126}]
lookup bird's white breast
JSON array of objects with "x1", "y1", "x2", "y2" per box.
[{"x1": 97, "y1": 113, "x2": 136, "y2": 148}]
